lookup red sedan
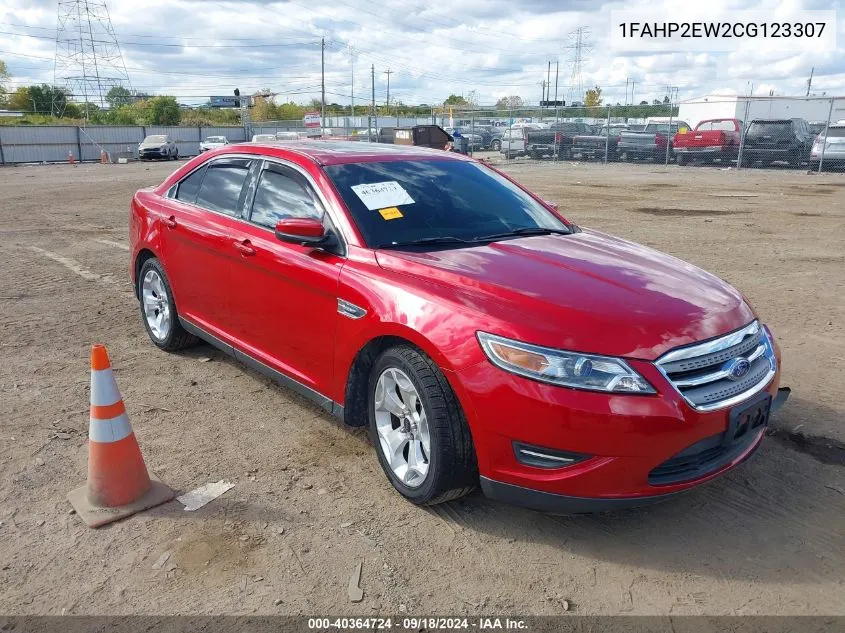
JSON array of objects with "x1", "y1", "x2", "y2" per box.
[{"x1": 129, "y1": 141, "x2": 789, "y2": 512}]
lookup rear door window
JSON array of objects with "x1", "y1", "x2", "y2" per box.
[
  {"x1": 195, "y1": 159, "x2": 253, "y2": 217},
  {"x1": 249, "y1": 164, "x2": 324, "y2": 228}
]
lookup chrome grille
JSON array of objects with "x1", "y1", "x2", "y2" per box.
[{"x1": 656, "y1": 321, "x2": 776, "y2": 412}]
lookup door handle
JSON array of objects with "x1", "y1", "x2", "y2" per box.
[
  {"x1": 233, "y1": 239, "x2": 256, "y2": 256},
  {"x1": 165, "y1": 215, "x2": 177, "y2": 229}
]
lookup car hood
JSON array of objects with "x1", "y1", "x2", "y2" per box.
[
  {"x1": 374, "y1": 229, "x2": 755, "y2": 360},
  {"x1": 139, "y1": 141, "x2": 166, "y2": 149}
]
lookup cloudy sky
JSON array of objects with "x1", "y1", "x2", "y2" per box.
[{"x1": 0, "y1": 0, "x2": 843, "y2": 108}]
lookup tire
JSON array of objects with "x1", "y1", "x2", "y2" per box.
[
  {"x1": 137, "y1": 258, "x2": 197, "y2": 351},
  {"x1": 173, "y1": 148, "x2": 179, "y2": 160},
  {"x1": 368, "y1": 345, "x2": 477, "y2": 505},
  {"x1": 676, "y1": 153, "x2": 686, "y2": 166},
  {"x1": 491, "y1": 140, "x2": 501, "y2": 152}
]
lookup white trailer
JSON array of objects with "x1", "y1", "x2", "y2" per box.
[{"x1": 679, "y1": 95, "x2": 845, "y2": 128}]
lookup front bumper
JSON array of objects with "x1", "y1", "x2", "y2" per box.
[
  {"x1": 675, "y1": 146, "x2": 734, "y2": 155},
  {"x1": 453, "y1": 347, "x2": 785, "y2": 512},
  {"x1": 139, "y1": 149, "x2": 168, "y2": 158}
]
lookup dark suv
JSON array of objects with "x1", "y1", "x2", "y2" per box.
[{"x1": 741, "y1": 119, "x2": 814, "y2": 167}]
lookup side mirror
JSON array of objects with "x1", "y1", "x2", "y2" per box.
[{"x1": 274, "y1": 217, "x2": 334, "y2": 247}]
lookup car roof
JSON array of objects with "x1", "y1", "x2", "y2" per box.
[{"x1": 225, "y1": 140, "x2": 468, "y2": 165}]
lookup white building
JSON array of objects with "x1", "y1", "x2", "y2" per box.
[{"x1": 678, "y1": 95, "x2": 845, "y2": 128}]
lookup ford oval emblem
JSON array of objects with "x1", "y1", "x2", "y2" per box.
[{"x1": 725, "y1": 357, "x2": 751, "y2": 381}]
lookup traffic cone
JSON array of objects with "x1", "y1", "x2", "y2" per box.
[
  {"x1": 67, "y1": 344, "x2": 174, "y2": 527},
  {"x1": 99, "y1": 149, "x2": 108, "y2": 164},
  {"x1": 67, "y1": 151, "x2": 75, "y2": 165}
]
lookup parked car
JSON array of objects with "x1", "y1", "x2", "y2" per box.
[
  {"x1": 741, "y1": 119, "x2": 814, "y2": 167},
  {"x1": 251, "y1": 134, "x2": 278, "y2": 143},
  {"x1": 810, "y1": 123, "x2": 845, "y2": 170},
  {"x1": 673, "y1": 119, "x2": 743, "y2": 165},
  {"x1": 199, "y1": 136, "x2": 229, "y2": 153},
  {"x1": 618, "y1": 121, "x2": 690, "y2": 162},
  {"x1": 130, "y1": 141, "x2": 787, "y2": 512},
  {"x1": 572, "y1": 124, "x2": 628, "y2": 160},
  {"x1": 488, "y1": 128, "x2": 506, "y2": 151},
  {"x1": 138, "y1": 135, "x2": 178, "y2": 160},
  {"x1": 444, "y1": 127, "x2": 484, "y2": 151},
  {"x1": 808, "y1": 121, "x2": 828, "y2": 137},
  {"x1": 275, "y1": 131, "x2": 301, "y2": 141},
  {"x1": 499, "y1": 124, "x2": 591, "y2": 160},
  {"x1": 377, "y1": 127, "x2": 396, "y2": 144}
]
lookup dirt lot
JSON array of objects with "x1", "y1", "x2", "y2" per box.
[{"x1": 1, "y1": 159, "x2": 843, "y2": 616}]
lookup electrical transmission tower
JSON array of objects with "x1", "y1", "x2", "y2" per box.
[
  {"x1": 565, "y1": 27, "x2": 590, "y2": 105},
  {"x1": 53, "y1": 0, "x2": 132, "y2": 118}
]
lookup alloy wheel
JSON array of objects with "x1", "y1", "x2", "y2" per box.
[
  {"x1": 373, "y1": 367, "x2": 431, "y2": 488},
  {"x1": 141, "y1": 269, "x2": 171, "y2": 340}
]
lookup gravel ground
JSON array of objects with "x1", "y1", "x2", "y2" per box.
[{"x1": 0, "y1": 159, "x2": 843, "y2": 616}]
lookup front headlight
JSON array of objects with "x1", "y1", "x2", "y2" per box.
[{"x1": 477, "y1": 332, "x2": 655, "y2": 393}]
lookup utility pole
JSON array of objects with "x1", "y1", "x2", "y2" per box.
[
  {"x1": 384, "y1": 68, "x2": 393, "y2": 117},
  {"x1": 630, "y1": 80, "x2": 635, "y2": 106},
  {"x1": 350, "y1": 50, "x2": 356, "y2": 119},
  {"x1": 546, "y1": 60, "x2": 551, "y2": 110},
  {"x1": 371, "y1": 64, "x2": 377, "y2": 141},
  {"x1": 624, "y1": 78, "x2": 629, "y2": 105},
  {"x1": 320, "y1": 37, "x2": 326, "y2": 131},
  {"x1": 554, "y1": 60, "x2": 560, "y2": 123},
  {"x1": 807, "y1": 66, "x2": 814, "y2": 97}
]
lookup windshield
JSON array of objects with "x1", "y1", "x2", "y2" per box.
[
  {"x1": 205, "y1": 136, "x2": 226, "y2": 143},
  {"x1": 324, "y1": 159, "x2": 569, "y2": 249},
  {"x1": 143, "y1": 135, "x2": 167, "y2": 143}
]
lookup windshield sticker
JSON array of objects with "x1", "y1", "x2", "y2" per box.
[
  {"x1": 351, "y1": 181, "x2": 415, "y2": 210},
  {"x1": 378, "y1": 207, "x2": 403, "y2": 220}
]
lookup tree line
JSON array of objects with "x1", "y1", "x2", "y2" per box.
[{"x1": 0, "y1": 63, "x2": 677, "y2": 126}]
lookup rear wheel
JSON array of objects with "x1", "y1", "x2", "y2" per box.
[
  {"x1": 676, "y1": 153, "x2": 686, "y2": 166},
  {"x1": 368, "y1": 345, "x2": 477, "y2": 505},
  {"x1": 491, "y1": 139, "x2": 501, "y2": 151}
]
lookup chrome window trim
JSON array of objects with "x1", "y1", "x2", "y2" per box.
[{"x1": 167, "y1": 152, "x2": 348, "y2": 257}]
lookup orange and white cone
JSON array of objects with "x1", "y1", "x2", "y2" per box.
[{"x1": 67, "y1": 344, "x2": 174, "y2": 527}]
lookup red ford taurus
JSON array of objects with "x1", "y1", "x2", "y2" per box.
[{"x1": 130, "y1": 141, "x2": 788, "y2": 512}]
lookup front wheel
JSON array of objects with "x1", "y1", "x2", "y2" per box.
[
  {"x1": 368, "y1": 346, "x2": 477, "y2": 505},
  {"x1": 137, "y1": 258, "x2": 197, "y2": 351},
  {"x1": 491, "y1": 139, "x2": 501, "y2": 151}
]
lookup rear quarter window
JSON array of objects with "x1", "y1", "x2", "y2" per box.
[{"x1": 175, "y1": 166, "x2": 207, "y2": 204}]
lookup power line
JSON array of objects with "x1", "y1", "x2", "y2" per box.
[{"x1": 0, "y1": 28, "x2": 319, "y2": 48}]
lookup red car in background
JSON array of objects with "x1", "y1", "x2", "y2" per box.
[
  {"x1": 673, "y1": 118, "x2": 743, "y2": 165},
  {"x1": 129, "y1": 141, "x2": 788, "y2": 513}
]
